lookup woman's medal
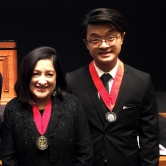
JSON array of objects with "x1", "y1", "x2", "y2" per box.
[
  {"x1": 33, "y1": 98, "x2": 52, "y2": 150},
  {"x1": 36, "y1": 136, "x2": 48, "y2": 150}
]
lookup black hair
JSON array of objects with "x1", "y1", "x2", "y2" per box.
[
  {"x1": 80, "y1": 8, "x2": 127, "y2": 39},
  {"x1": 14, "y1": 46, "x2": 67, "y2": 104}
]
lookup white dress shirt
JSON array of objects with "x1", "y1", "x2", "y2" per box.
[{"x1": 94, "y1": 60, "x2": 119, "y2": 93}]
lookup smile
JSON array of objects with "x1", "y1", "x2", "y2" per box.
[
  {"x1": 36, "y1": 86, "x2": 48, "y2": 91},
  {"x1": 99, "y1": 52, "x2": 111, "y2": 56}
]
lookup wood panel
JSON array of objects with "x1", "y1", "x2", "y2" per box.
[
  {"x1": 0, "y1": 41, "x2": 17, "y2": 105},
  {"x1": 159, "y1": 113, "x2": 166, "y2": 119},
  {"x1": 159, "y1": 113, "x2": 166, "y2": 166},
  {"x1": 159, "y1": 156, "x2": 166, "y2": 166}
]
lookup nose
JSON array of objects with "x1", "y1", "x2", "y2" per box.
[
  {"x1": 38, "y1": 75, "x2": 47, "y2": 84},
  {"x1": 99, "y1": 40, "x2": 109, "y2": 48}
]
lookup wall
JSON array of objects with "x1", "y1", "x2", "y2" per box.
[{"x1": 0, "y1": 0, "x2": 165, "y2": 91}]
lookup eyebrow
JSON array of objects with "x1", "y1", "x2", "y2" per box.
[
  {"x1": 33, "y1": 69, "x2": 55, "y2": 72},
  {"x1": 89, "y1": 29, "x2": 116, "y2": 37}
]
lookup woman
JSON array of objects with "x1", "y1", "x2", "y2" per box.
[{"x1": 1, "y1": 46, "x2": 93, "y2": 166}]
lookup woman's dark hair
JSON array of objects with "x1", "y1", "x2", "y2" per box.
[
  {"x1": 80, "y1": 8, "x2": 127, "y2": 39},
  {"x1": 14, "y1": 46, "x2": 67, "y2": 104}
]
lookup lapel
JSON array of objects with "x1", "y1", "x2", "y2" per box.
[
  {"x1": 112, "y1": 64, "x2": 128, "y2": 112},
  {"x1": 49, "y1": 97, "x2": 60, "y2": 134},
  {"x1": 84, "y1": 66, "x2": 106, "y2": 125},
  {"x1": 21, "y1": 104, "x2": 36, "y2": 145}
]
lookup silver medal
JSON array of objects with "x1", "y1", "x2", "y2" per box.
[
  {"x1": 36, "y1": 136, "x2": 48, "y2": 150},
  {"x1": 106, "y1": 112, "x2": 117, "y2": 123}
]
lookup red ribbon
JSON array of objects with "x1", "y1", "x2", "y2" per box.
[
  {"x1": 89, "y1": 59, "x2": 124, "y2": 111},
  {"x1": 33, "y1": 98, "x2": 52, "y2": 135}
]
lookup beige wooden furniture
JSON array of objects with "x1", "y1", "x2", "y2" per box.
[{"x1": 0, "y1": 40, "x2": 17, "y2": 105}]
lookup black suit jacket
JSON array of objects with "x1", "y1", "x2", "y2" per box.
[
  {"x1": 66, "y1": 64, "x2": 159, "y2": 166},
  {"x1": 1, "y1": 94, "x2": 93, "y2": 166}
]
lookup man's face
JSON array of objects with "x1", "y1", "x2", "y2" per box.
[{"x1": 84, "y1": 24, "x2": 125, "y2": 70}]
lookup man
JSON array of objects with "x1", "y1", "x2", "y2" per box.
[{"x1": 66, "y1": 8, "x2": 159, "y2": 166}]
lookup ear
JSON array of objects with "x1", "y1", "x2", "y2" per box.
[
  {"x1": 83, "y1": 39, "x2": 89, "y2": 50},
  {"x1": 121, "y1": 32, "x2": 126, "y2": 44}
]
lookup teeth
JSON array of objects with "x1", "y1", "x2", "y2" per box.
[{"x1": 37, "y1": 87, "x2": 46, "y2": 89}]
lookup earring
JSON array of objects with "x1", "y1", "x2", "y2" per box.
[{"x1": 52, "y1": 90, "x2": 56, "y2": 96}]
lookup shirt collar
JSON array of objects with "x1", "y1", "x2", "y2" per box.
[{"x1": 94, "y1": 60, "x2": 119, "y2": 79}]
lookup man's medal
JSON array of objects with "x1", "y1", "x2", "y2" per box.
[
  {"x1": 89, "y1": 59, "x2": 124, "y2": 123},
  {"x1": 106, "y1": 112, "x2": 117, "y2": 123}
]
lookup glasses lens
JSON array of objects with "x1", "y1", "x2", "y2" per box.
[
  {"x1": 91, "y1": 39, "x2": 101, "y2": 47},
  {"x1": 91, "y1": 37, "x2": 118, "y2": 47},
  {"x1": 106, "y1": 38, "x2": 116, "y2": 46}
]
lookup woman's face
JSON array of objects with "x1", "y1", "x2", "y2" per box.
[{"x1": 30, "y1": 59, "x2": 56, "y2": 104}]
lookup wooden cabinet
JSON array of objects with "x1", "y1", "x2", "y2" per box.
[
  {"x1": 0, "y1": 40, "x2": 17, "y2": 105},
  {"x1": 159, "y1": 156, "x2": 166, "y2": 166},
  {"x1": 159, "y1": 113, "x2": 166, "y2": 166}
]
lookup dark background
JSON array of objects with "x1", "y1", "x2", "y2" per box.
[{"x1": 0, "y1": 0, "x2": 165, "y2": 91}]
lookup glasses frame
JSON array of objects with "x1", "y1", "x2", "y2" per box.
[{"x1": 87, "y1": 35, "x2": 121, "y2": 48}]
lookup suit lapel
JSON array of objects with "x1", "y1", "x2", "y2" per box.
[
  {"x1": 84, "y1": 66, "x2": 106, "y2": 125},
  {"x1": 112, "y1": 64, "x2": 128, "y2": 112}
]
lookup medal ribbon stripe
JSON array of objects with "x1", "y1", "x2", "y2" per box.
[
  {"x1": 33, "y1": 98, "x2": 52, "y2": 135},
  {"x1": 89, "y1": 59, "x2": 124, "y2": 111}
]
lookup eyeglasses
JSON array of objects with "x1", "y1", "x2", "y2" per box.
[{"x1": 87, "y1": 35, "x2": 121, "y2": 48}]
